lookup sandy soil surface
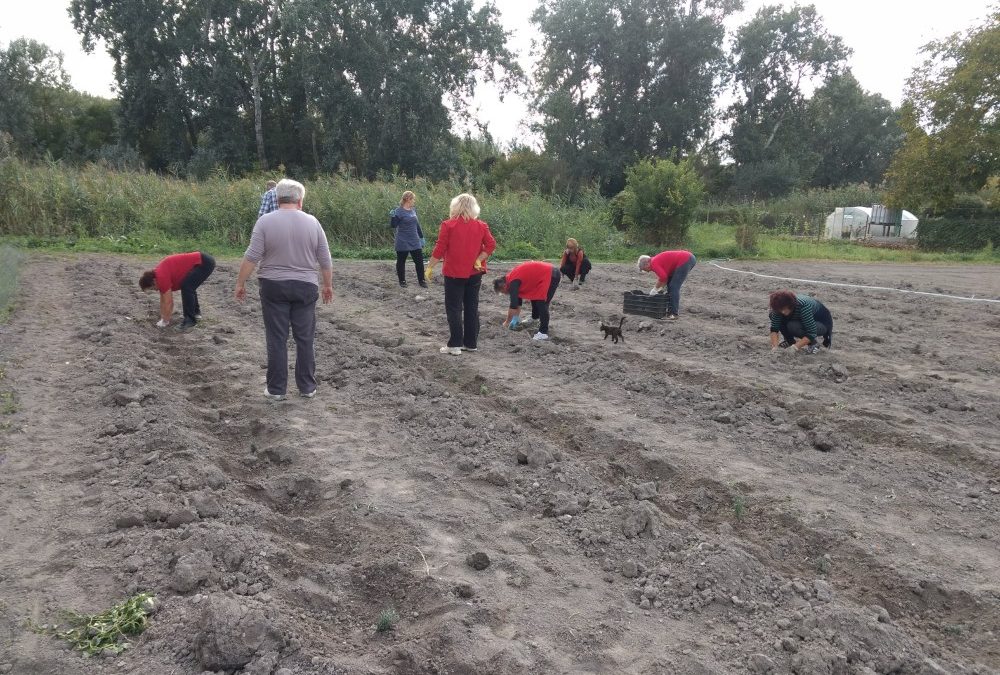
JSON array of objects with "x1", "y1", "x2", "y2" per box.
[{"x1": 0, "y1": 254, "x2": 998, "y2": 675}]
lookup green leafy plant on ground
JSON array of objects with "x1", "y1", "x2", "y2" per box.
[{"x1": 29, "y1": 593, "x2": 157, "y2": 657}]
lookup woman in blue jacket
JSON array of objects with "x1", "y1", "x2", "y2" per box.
[{"x1": 390, "y1": 190, "x2": 426, "y2": 288}]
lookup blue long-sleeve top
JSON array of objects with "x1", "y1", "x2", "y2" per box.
[{"x1": 390, "y1": 207, "x2": 424, "y2": 252}]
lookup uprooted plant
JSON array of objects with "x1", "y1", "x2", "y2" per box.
[{"x1": 28, "y1": 592, "x2": 157, "y2": 656}]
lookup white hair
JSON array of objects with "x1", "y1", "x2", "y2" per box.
[
  {"x1": 275, "y1": 179, "x2": 305, "y2": 204},
  {"x1": 449, "y1": 193, "x2": 481, "y2": 220},
  {"x1": 637, "y1": 255, "x2": 651, "y2": 271}
]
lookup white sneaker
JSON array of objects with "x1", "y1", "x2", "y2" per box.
[
  {"x1": 263, "y1": 386, "x2": 286, "y2": 402},
  {"x1": 460, "y1": 346, "x2": 477, "y2": 352},
  {"x1": 439, "y1": 346, "x2": 462, "y2": 355},
  {"x1": 532, "y1": 332, "x2": 550, "y2": 341},
  {"x1": 299, "y1": 390, "x2": 316, "y2": 398}
]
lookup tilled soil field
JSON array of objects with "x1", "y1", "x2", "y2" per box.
[{"x1": 1, "y1": 254, "x2": 998, "y2": 675}]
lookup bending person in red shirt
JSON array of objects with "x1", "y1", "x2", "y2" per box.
[
  {"x1": 139, "y1": 251, "x2": 216, "y2": 329},
  {"x1": 425, "y1": 193, "x2": 497, "y2": 355},
  {"x1": 493, "y1": 261, "x2": 561, "y2": 341},
  {"x1": 637, "y1": 250, "x2": 696, "y2": 320}
]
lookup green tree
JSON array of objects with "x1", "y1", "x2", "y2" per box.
[
  {"x1": 70, "y1": 0, "x2": 520, "y2": 177},
  {"x1": 887, "y1": 10, "x2": 1000, "y2": 212},
  {"x1": 804, "y1": 72, "x2": 902, "y2": 188},
  {"x1": 727, "y1": 4, "x2": 850, "y2": 196},
  {"x1": 616, "y1": 157, "x2": 705, "y2": 245},
  {"x1": 533, "y1": 0, "x2": 740, "y2": 196},
  {"x1": 0, "y1": 38, "x2": 118, "y2": 162},
  {"x1": 0, "y1": 39, "x2": 72, "y2": 156}
]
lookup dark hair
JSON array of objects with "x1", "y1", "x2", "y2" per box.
[
  {"x1": 139, "y1": 270, "x2": 157, "y2": 290},
  {"x1": 492, "y1": 277, "x2": 507, "y2": 293},
  {"x1": 769, "y1": 289, "x2": 796, "y2": 313}
]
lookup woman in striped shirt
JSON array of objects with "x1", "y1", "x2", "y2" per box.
[{"x1": 768, "y1": 290, "x2": 833, "y2": 354}]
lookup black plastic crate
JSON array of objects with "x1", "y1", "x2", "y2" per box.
[{"x1": 623, "y1": 289, "x2": 670, "y2": 319}]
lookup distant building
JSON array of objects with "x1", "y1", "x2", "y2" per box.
[{"x1": 825, "y1": 205, "x2": 919, "y2": 240}]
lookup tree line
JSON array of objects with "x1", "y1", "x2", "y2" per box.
[{"x1": 1, "y1": 1, "x2": 997, "y2": 216}]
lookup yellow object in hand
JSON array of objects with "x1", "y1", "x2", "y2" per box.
[
  {"x1": 424, "y1": 266, "x2": 433, "y2": 282},
  {"x1": 474, "y1": 259, "x2": 484, "y2": 271}
]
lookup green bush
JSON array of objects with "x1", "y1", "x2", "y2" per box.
[{"x1": 616, "y1": 157, "x2": 705, "y2": 247}]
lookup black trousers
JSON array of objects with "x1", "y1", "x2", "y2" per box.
[
  {"x1": 180, "y1": 252, "x2": 215, "y2": 322},
  {"x1": 396, "y1": 249, "x2": 425, "y2": 284},
  {"x1": 444, "y1": 274, "x2": 482, "y2": 349},
  {"x1": 521, "y1": 268, "x2": 561, "y2": 334},
  {"x1": 259, "y1": 278, "x2": 318, "y2": 395},
  {"x1": 560, "y1": 256, "x2": 592, "y2": 282}
]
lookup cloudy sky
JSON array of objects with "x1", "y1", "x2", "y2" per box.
[{"x1": 1, "y1": 0, "x2": 993, "y2": 146}]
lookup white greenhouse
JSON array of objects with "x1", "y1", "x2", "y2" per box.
[{"x1": 825, "y1": 205, "x2": 919, "y2": 240}]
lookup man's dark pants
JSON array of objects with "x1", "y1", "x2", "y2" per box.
[
  {"x1": 259, "y1": 278, "x2": 318, "y2": 395},
  {"x1": 180, "y1": 252, "x2": 216, "y2": 323},
  {"x1": 444, "y1": 274, "x2": 482, "y2": 349}
]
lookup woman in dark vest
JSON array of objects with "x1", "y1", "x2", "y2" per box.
[{"x1": 390, "y1": 190, "x2": 426, "y2": 288}]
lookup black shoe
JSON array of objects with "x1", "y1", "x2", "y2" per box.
[
  {"x1": 418, "y1": 281, "x2": 428, "y2": 288},
  {"x1": 399, "y1": 281, "x2": 408, "y2": 288},
  {"x1": 777, "y1": 340, "x2": 790, "y2": 348},
  {"x1": 180, "y1": 319, "x2": 197, "y2": 329},
  {"x1": 578, "y1": 277, "x2": 586, "y2": 284}
]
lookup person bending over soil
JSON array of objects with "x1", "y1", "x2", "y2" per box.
[
  {"x1": 139, "y1": 251, "x2": 216, "y2": 329},
  {"x1": 768, "y1": 289, "x2": 833, "y2": 354},
  {"x1": 637, "y1": 250, "x2": 696, "y2": 320},
  {"x1": 494, "y1": 260, "x2": 561, "y2": 342},
  {"x1": 559, "y1": 238, "x2": 592, "y2": 285}
]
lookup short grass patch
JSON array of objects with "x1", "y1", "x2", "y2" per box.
[
  {"x1": 376, "y1": 608, "x2": 400, "y2": 633},
  {"x1": 0, "y1": 245, "x2": 23, "y2": 322},
  {"x1": 29, "y1": 592, "x2": 157, "y2": 657}
]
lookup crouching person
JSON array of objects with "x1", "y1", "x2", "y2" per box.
[
  {"x1": 768, "y1": 289, "x2": 833, "y2": 354},
  {"x1": 494, "y1": 261, "x2": 561, "y2": 342},
  {"x1": 559, "y1": 238, "x2": 592, "y2": 285}
]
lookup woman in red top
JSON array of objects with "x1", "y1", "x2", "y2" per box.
[
  {"x1": 425, "y1": 194, "x2": 497, "y2": 355},
  {"x1": 493, "y1": 261, "x2": 561, "y2": 341},
  {"x1": 138, "y1": 251, "x2": 216, "y2": 328},
  {"x1": 637, "y1": 249, "x2": 696, "y2": 320}
]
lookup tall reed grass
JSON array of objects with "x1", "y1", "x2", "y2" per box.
[{"x1": 0, "y1": 159, "x2": 628, "y2": 260}]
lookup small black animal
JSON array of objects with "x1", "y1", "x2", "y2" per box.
[{"x1": 600, "y1": 317, "x2": 626, "y2": 344}]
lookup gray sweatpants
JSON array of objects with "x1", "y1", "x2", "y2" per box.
[{"x1": 259, "y1": 278, "x2": 318, "y2": 396}]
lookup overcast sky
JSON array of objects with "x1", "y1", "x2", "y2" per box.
[{"x1": 1, "y1": 0, "x2": 994, "y2": 147}]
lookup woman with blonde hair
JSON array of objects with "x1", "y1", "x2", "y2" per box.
[
  {"x1": 559, "y1": 237, "x2": 592, "y2": 285},
  {"x1": 425, "y1": 193, "x2": 497, "y2": 355},
  {"x1": 389, "y1": 190, "x2": 426, "y2": 288}
]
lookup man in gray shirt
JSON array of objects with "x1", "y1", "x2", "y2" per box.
[{"x1": 235, "y1": 179, "x2": 333, "y2": 401}]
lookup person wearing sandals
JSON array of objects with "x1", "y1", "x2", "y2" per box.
[
  {"x1": 637, "y1": 250, "x2": 696, "y2": 320},
  {"x1": 425, "y1": 193, "x2": 497, "y2": 355},
  {"x1": 493, "y1": 261, "x2": 561, "y2": 341},
  {"x1": 768, "y1": 289, "x2": 833, "y2": 354},
  {"x1": 390, "y1": 190, "x2": 426, "y2": 288}
]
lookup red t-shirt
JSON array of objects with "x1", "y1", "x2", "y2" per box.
[
  {"x1": 649, "y1": 250, "x2": 692, "y2": 283},
  {"x1": 154, "y1": 252, "x2": 203, "y2": 294},
  {"x1": 431, "y1": 217, "x2": 497, "y2": 278},
  {"x1": 507, "y1": 261, "x2": 554, "y2": 301}
]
